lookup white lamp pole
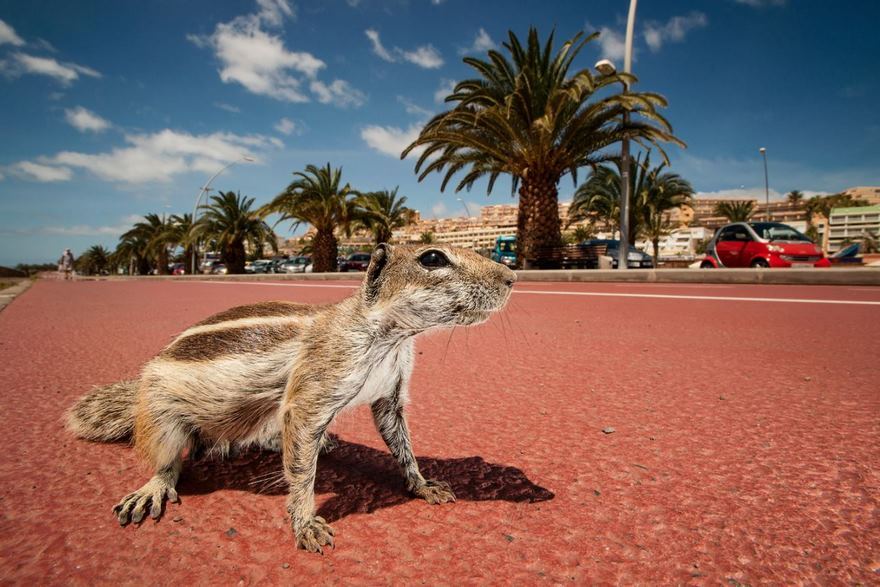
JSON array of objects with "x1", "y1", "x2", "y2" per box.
[
  {"x1": 594, "y1": 0, "x2": 638, "y2": 270},
  {"x1": 190, "y1": 155, "x2": 255, "y2": 274},
  {"x1": 759, "y1": 147, "x2": 771, "y2": 221}
]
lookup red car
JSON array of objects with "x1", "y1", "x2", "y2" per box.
[
  {"x1": 700, "y1": 222, "x2": 830, "y2": 268},
  {"x1": 338, "y1": 252, "x2": 371, "y2": 272}
]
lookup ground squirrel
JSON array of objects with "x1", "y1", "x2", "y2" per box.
[{"x1": 68, "y1": 244, "x2": 516, "y2": 552}]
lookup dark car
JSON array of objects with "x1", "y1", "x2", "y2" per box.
[
  {"x1": 829, "y1": 243, "x2": 862, "y2": 265},
  {"x1": 582, "y1": 239, "x2": 654, "y2": 269},
  {"x1": 339, "y1": 252, "x2": 371, "y2": 272}
]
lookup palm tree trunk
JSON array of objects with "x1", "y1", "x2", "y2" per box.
[
  {"x1": 156, "y1": 247, "x2": 170, "y2": 275},
  {"x1": 312, "y1": 228, "x2": 338, "y2": 272},
  {"x1": 224, "y1": 242, "x2": 247, "y2": 274},
  {"x1": 517, "y1": 172, "x2": 562, "y2": 268},
  {"x1": 652, "y1": 237, "x2": 660, "y2": 267}
]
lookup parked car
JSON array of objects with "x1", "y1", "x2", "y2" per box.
[
  {"x1": 829, "y1": 243, "x2": 862, "y2": 265},
  {"x1": 203, "y1": 260, "x2": 225, "y2": 274},
  {"x1": 582, "y1": 239, "x2": 654, "y2": 269},
  {"x1": 245, "y1": 259, "x2": 274, "y2": 274},
  {"x1": 491, "y1": 235, "x2": 517, "y2": 267},
  {"x1": 210, "y1": 263, "x2": 228, "y2": 275},
  {"x1": 699, "y1": 222, "x2": 830, "y2": 268},
  {"x1": 338, "y1": 252, "x2": 371, "y2": 272},
  {"x1": 281, "y1": 256, "x2": 312, "y2": 273},
  {"x1": 170, "y1": 263, "x2": 186, "y2": 275}
]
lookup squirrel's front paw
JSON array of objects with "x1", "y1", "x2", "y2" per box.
[
  {"x1": 295, "y1": 516, "x2": 335, "y2": 554},
  {"x1": 412, "y1": 479, "x2": 456, "y2": 505}
]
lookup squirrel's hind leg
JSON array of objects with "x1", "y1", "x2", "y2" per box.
[{"x1": 113, "y1": 461, "x2": 181, "y2": 525}]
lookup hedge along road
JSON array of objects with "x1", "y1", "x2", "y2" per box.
[{"x1": 0, "y1": 279, "x2": 877, "y2": 584}]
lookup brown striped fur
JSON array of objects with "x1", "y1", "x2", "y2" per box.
[{"x1": 67, "y1": 244, "x2": 516, "y2": 552}]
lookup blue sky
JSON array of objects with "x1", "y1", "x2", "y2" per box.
[{"x1": 1, "y1": 0, "x2": 878, "y2": 266}]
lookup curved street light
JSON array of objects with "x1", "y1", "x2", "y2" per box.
[
  {"x1": 190, "y1": 155, "x2": 255, "y2": 274},
  {"x1": 594, "y1": 0, "x2": 638, "y2": 270},
  {"x1": 759, "y1": 147, "x2": 771, "y2": 221}
]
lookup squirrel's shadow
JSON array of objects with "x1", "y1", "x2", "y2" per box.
[{"x1": 179, "y1": 437, "x2": 554, "y2": 523}]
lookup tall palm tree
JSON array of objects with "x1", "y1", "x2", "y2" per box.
[
  {"x1": 113, "y1": 233, "x2": 151, "y2": 275},
  {"x1": 419, "y1": 232, "x2": 434, "y2": 244},
  {"x1": 193, "y1": 191, "x2": 277, "y2": 274},
  {"x1": 121, "y1": 213, "x2": 173, "y2": 275},
  {"x1": 157, "y1": 213, "x2": 195, "y2": 274},
  {"x1": 568, "y1": 166, "x2": 621, "y2": 237},
  {"x1": 403, "y1": 28, "x2": 683, "y2": 267},
  {"x1": 260, "y1": 163, "x2": 357, "y2": 272},
  {"x1": 786, "y1": 190, "x2": 804, "y2": 206},
  {"x1": 355, "y1": 187, "x2": 415, "y2": 245},
  {"x1": 714, "y1": 200, "x2": 755, "y2": 222},
  {"x1": 634, "y1": 157, "x2": 694, "y2": 265},
  {"x1": 77, "y1": 245, "x2": 111, "y2": 275}
]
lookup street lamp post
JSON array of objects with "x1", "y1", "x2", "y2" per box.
[
  {"x1": 457, "y1": 197, "x2": 474, "y2": 219},
  {"x1": 595, "y1": 0, "x2": 637, "y2": 270},
  {"x1": 190, "y1": 155, "x2": 255, "y2": 274},
  {"x1": 759, "y1": 147, "x2": 771, "y2": 221}
]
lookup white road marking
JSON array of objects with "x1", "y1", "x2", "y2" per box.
[
  {"x1": 512, "y1": 289, "x2": 880, "y2": 306},
  {"x1": 193, "y1": 280, "x2": 880, "y2": 306}
]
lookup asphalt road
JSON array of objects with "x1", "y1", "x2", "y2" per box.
[{"x1": 1, "y1": 279, "x2": 878, "y2": 584}]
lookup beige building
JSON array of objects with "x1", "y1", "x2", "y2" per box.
[{"x1": 827, "y1": 205, "x2": 880, "y2": 251}]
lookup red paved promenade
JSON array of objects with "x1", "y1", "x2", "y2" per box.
[{"x1": 0, "y1": 279, "x2": 878, "y2": 584}]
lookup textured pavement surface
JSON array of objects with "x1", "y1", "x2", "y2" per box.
[{"x1": 0, "y1": 279, "x2": 878, "y2": 584}]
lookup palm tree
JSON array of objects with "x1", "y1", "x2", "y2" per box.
[
  {"x1": 260, "y1": 163, "x2": 357, "y2": 272},
  {"x1": 571, "y1": 225, "x2": 593, "y2": 243},
  {"x1": 403, "y1": 28, "x2": 683, "y2": 267},
  {"x1": 568, "y1": 166, "x2": 621, "y2": 237},
  {"x1": 714, "y1": 200, "x2": 755, "y2": 222},
  {"x1": 158, "y1": 213, "x2": 196, "y2": 274},
  {"x1": 861, "y1": 230, "x2": 879, "y2": 254},
  {"x1": 121, "y1": 214, "x2": 173, "y2": 275},
  {"x1": 634, "y1": 157, "x2": 694, "y2": 265},
  {"x1": 786, "y1": 190, "x2": 804, "y2": 206},
  {"x1": 354, "y1": 187, "x2": 414, "y2": 245},
  {"x1": 113, "y1": 233, "x2": 151, "y2": 275},
  {"x1": 193, "y1": 191, "x2": 277, "y2": 274},
  {"x1": 78, "y1": 245, "x2": 111, "y2": 275},
  {"x1": 419, "y1": 232, "x2": 434, "y2": 244}
]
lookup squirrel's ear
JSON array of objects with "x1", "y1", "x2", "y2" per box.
[{"x1": 364, "y1": 243, "x2": 391, "y2": 302}]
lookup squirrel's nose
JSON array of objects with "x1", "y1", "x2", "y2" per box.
[{"x1": 501, "y1": 268, "x2": 516, "y2": 288}]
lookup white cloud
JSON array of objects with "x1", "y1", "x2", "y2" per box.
[
  {"x1": 434, "y1": 78, "x2": 456, "y2": 103},
  {"x1": 214, "y1": 102, "x2": 241, "y2": 113},
  {"x1": 643, "y1": 12, "x2": 707, "y2": 52},
  {"x1": 190, "y1": 3, "x2": 362, "y2": 107},
  {"x1": 734, "y1": 0, "x2": 786, "y2": 7},
  {"x1": 309, "y1": 79, "x2": 366, "y2": 108},
  {"x1": 254, "y1": 0, "x2": 295, "y2": 26},
  {"x1": 12, "y1": 161, "x2": 73, "y2": 182},
  {"x1": 397, "y1": 96, "x2": 432, "y2": 118},
  {"x1": 64, "y1": 106, "x2": 111, "y2": 133},
  {"x1": 365, "y1": 29, "x2": 395, "y2": 62},
  {"x1": 400, "y1": 45, "x2": 443, "y2": 69},
  {"x1": 431, "y1": 201, "x2": 448, "y2": 217},
  {"x1": 10, "y1": 129, "x2": 281, "y2": 184},
  {"x1": 364, "y1": 29, "x2": 444, "y2": 69},
  {"x1": 361, "y1": 124, "x2": 424, "y2": 158},
  {"x1": 458, "y1": 28, "x2": 496, "y2": 55},
  {"x1": 0, "y1": 18, "x2": 25, "y2": 46},
  {"x1": 596, "y1": 26, "x2": 627, "y2": 61},
  {"x1": 274, "y1": 117, "x2": 296, "y2": 135},
  {"x1": 9, "y1": 53, "x2": 101, "y2": 85},
  {"x1": 41, "y1": 215, "x2": 144, "y2": 237}
]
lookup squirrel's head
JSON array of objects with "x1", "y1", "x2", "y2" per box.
[{"x1": 362, "y1": 243, "x2": 516, "y2": 331}]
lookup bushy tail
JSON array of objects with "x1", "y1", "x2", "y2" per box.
[{"x1": 66, "y1": 379, "x2": 138, "y2": 442}]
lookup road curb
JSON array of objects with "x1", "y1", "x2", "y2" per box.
[
  {"x1": 76, "y1": 268, "x2": 880, "y2": 286},
  {"x1": 0, "y1": 279, "x2": 34, "y2": 313}
]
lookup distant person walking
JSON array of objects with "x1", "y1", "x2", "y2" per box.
[{"x1": 59, "y1": 248, "x2": 75, "y2": 280}]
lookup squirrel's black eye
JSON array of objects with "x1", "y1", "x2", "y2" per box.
[{"x1": 418, "y1": 250, "x2": 450, "y2": 269}]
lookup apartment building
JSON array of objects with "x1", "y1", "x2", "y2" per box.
[{"x1": 827, "y1": 205, "x2": 880, "y2": 251}]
